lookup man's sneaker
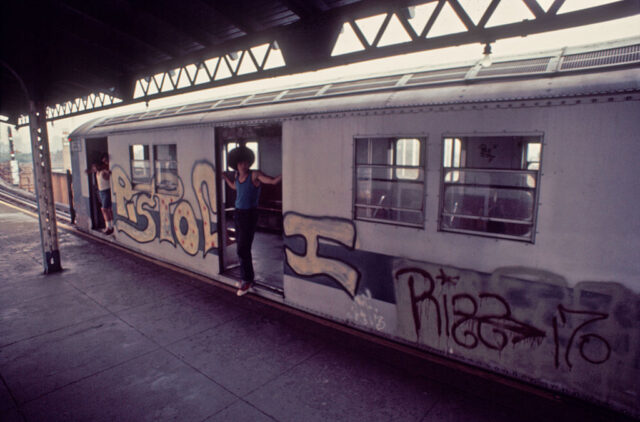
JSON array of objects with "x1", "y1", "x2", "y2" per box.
[
  {"x1": 104, "y1": 227, "x2": 114, "y2": 235},
  {"x1": 236, "y1": 281, "x2": 252, "y2": 296}
]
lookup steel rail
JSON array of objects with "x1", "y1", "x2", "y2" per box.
[{"x1": 0, "y1": 185, "x2": 72, "y2": 224}]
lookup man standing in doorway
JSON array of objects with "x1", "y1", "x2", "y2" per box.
[
  {"x1": 95, "y1": 153, "x2": 114, "y2": 235},
  {"x1": 223, "y1": 146, "x2": 281, "y2": 296}
]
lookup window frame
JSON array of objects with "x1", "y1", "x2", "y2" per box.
[
  {"x1": 153, "y1": 144, "x2": 179, "y2": 195},
  {"x1": 129, "y1": 143, "x2": 180, "y2": 194},
  {"x1": 438, "y1": 131, "x2": 544, "y2": 243},
  {"x1": 129, "y1": 144, "x2": 151, "y2": 188},
  {"x1": 353, "y1": 135, "x2": 427, "y2": 228}
]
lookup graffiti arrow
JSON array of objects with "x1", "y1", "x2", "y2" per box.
[
  {"x1": 481, "y1": 316, "x2": 547, "y2": 345},
  {"x1": 476, "y1": 293, "x2": 546, "y2": 350}
]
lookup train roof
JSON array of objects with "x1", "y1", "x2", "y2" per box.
[{"x1": 71, "y1": 37, "x2": 640, "y2": 138}]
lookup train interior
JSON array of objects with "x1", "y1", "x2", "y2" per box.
[
  {"x1": 216, "y1": 124, "x2": 283, "y2": 291},
  {"x1": 441, "y1": 135, "x2": 542, "y2": 240},
  {"x1": 85, "y1": 137, "x2": 109, "y2": 231}
]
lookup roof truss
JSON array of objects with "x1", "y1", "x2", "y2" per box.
[{"x1": 3, "y1": 0, "x2": 639, "y2": 124}]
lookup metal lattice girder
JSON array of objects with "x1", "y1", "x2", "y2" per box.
[
  {"x1": 131, "y1": 41, "x2": 287, "y2": 100},
  {"x1": 115, "y1": 0, "x2": 640, "y2": 104},
  {"x1": 16, "y1": 92, "x2": 123, "y2": 126},
  {"x1": 47, "y1": 92, "x2": 123, "y2": 119},
  {"x1": 318, "y1": 0, "x2": 640, "y2": 66},
  {"x1": 17, "y1": 0, "x2": 640, "y2": 123},
  {"x1": 28, "y1": 102, "x2": 62, "y2": 274}
]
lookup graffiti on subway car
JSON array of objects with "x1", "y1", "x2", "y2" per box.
[
  {"x1": 280, "y1": 212, "x2": 627, "y2": 376},
  {"x1": 110, "y1": 160, "x2": 219, "y2": 257}
]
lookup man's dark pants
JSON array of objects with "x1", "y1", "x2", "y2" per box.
[{"x1": 234, "y1": 208, "x2": 259, "y2": 283}]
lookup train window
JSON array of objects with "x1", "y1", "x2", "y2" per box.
[
  {"x1": 129, "y1": 144, "x2": 151, "y2": 186},
  {"x1": 440, "y1": 135, "x2": 543, "y2": 242},
  {"x1": 395, "y1": 138, "x2": 421, "y2": 180},
  {"x1": 526, "y1": 143, "x2": 541, "y2": 170},
  {"x1": 354, "y1": 136, "x2": 425, "y2": 227},
  {"x1": 154, "y1": 144, "x2": 178, "y2": 195}
]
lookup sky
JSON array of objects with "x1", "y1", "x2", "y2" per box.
[{"x1": 2, "y1": 0, "x2": 639, "y2": 155}]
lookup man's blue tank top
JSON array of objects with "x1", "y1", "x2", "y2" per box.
[{"x1": 235, "y1": 171, "x2": 261, "y2": 209}]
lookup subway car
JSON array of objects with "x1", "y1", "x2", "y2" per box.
[{"x1": 69, "y1": 37, "x2": 640, "y2": 417}]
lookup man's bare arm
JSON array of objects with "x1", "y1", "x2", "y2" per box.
[
  {"x1": 223, "y1": 172, "x2": 236, "y2": 190},
  {"x1": 256, "y1": 171, "x2": 281, "y2": 185}
]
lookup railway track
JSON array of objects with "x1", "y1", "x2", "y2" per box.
[{"x1": 0, "y1": 182, "x2": 73, "y2": 224}]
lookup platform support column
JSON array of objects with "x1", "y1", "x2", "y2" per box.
[{"x1": 28, "y1": 101, "x2": 62, "y2": 274}]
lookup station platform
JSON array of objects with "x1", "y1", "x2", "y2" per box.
[{"x1": 0, "y1": 201, "x2": 632, "y2": 422}]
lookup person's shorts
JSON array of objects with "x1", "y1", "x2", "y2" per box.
[{"x1": 98, "y1": 189, "x2": 112, "y2": 209}]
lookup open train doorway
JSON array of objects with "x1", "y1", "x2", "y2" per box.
[
  {"x1": 216, "y1": 124, "x2": 283, "y2": 293},
  {"x1": 85, "y1": 137, "x2": 109, "y2": 231}
]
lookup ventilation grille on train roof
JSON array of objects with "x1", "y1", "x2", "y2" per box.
[
  {"x1": 138, "y1": 110, "x2": 163, "y2": 119},
  {"x1": 245, "y1": 92, "x2": 281, "y2": 105},
  {"x1": 476, "y1": 57, "x2": 551, "y2": 78},
  {"x1": 157, "y1": 106, "x2": 183, "y2": 116},
  {"x1": 280, "y1": 86, "x2": 324, "y2": 101},
  {"x1": 123, "y1": 113, "x2": 146, "y2": 122},
  {"x1": 405, "y1": 67, "x2": 470, "y2": 86},
  {"x1": 100, "y1": 115, "x2": 129, "y2": 125},
  {"x1": 216, "y1": 96, "x2": 249, "y2": 108},
  {"x1": 324, "y1": 75, "x2": 402, "y2": 95},
  {"x1": 560, "y1": 44, "x2": 640, "y2": 71},
  {"x1": 180, "y1": 101, "x2": 217, "y2": 113}
]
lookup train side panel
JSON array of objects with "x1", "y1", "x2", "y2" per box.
[
  {"x1": 79, "y1": 126, "x2": 221, "y2": 278},
  {"x1": 281, "y1": 99, "x2": 640, "y2": 416}
]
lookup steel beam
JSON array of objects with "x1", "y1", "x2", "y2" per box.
[
  {"x1": 110, "y1": 0, "x2": 640, "y2": 107},
  {"x1": 9, "y1": 0, "x2": 640, "y2": 125},
  {"x1": 28, "y1": 101, "x2": 62, "y2": 274}
]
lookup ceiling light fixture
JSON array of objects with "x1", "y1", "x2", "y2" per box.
[{"x1": 480, "y1": 43, "x2": 492, "y2": 68}]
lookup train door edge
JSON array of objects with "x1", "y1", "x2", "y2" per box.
[
  {"x1": 85, "y1": 137, "x2": 109, "y2": 231},
  {"x1": 215, "y1": 129, "x2": 239, "y2": 275}
]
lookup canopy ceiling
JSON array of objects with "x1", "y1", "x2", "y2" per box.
[{"x1": 1, "y1": 0, "x2": 638, "y2": 124}]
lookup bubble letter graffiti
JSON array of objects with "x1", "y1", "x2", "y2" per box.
[
  {"x1": 192, "y1": 161, "x2": 218, "y2": 256},
  {"x1": 284, "y1": 212, "x2": 360, "y2": 297}
]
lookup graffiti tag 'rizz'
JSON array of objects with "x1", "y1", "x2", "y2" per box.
[
  {"x1": 394, "y1": 265, "x2": 614, "y2": 369},
  {"x1": 111, "y1": 161, "x2": 218, "y2": 256},
  {"x1": 394, "y1": 267, "x2": 546, "y2": 351}
]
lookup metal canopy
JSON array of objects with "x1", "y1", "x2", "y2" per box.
[{"x1": 2, "y1": 0, "x2": 639, "y2": 124}]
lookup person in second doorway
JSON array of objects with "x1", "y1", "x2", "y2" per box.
[
  {"x1": 94, "y1": 153, "x2": 114, "y2": 235},
  {"x1": 222, "y1": 146, "x2": 281, "y2": 296}
]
